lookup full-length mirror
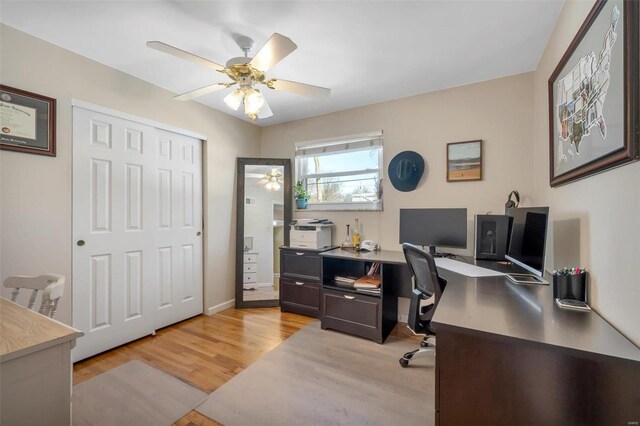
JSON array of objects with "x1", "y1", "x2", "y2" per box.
[{"x1": 236, "y1": 158, "x2": 292, "y2": 308}]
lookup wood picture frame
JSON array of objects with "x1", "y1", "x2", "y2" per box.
[
  {"x1": 447, "y1": 140, "x2": 483, "y2": 182},
  {"x1": 0, "y1": 85, "x2": 56, "y2": 157},
  {"x1": 548, "y1": 0, "x2": 639, "y2": 187}
]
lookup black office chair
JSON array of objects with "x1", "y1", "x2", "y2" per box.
[{"x1": 399, "y1": 243, "x2": 447, "y2": 368}]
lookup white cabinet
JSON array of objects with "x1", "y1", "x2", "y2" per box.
[
  {"x1": 243, "y1": 253, "x2": 258, "y2": 286},
  {"x1": 1, "y1": 298, "x2": 83, "y2": 425}
]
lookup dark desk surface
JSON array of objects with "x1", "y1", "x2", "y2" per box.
[
  {"x1": 322, "y1": 248, "x2": 640, "y2": 362},
  {"x1": 432, "y1": 268, "x2": 640, "y2": 363},
  {"x1": 280, "y1": 245, "x2": 339, "y2": 253},
  {"x1": 320, "y1": 248, "x2": 406, "y2": 265}
]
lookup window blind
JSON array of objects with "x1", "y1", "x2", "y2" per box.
[{"x1": 294, "y1": 131, "x2": 383, "y2": 158}]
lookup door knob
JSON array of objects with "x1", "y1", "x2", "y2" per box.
[
  {"x1": 197, "y1": 232, "x2": 201, "y2": 236},
  {"x1": 77, "y1": 240, "x2": 85, "y2": 247}
]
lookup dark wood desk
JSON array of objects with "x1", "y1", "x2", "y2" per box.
[
  {"x1": 319, "y1": 249, "x2": 411, "y2": 343},
  {"x1": 432, "y1": 269, "x2": 640, "y2": 425}
]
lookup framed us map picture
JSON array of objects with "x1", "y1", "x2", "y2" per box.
[
  {"x1": 548, "y1": 0, "x2": 638, "y2": 187},
  {"x1": 0, "y1": 85, "x2": 56, "y2": 157}
]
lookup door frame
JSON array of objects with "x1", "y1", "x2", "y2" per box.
[
  {"x1": 235, "y1": 158, "x2": 292, "y2": 308},
  {"x1": 71, "y1": 99, "x2": 207, "y2": 141},
  {"x1": 71, "y1": 99, "x2": 206, "y2": 347}
]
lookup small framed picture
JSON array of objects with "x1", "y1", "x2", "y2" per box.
[
  {"x1": 0, "y1": 85, "x2": 56, "y2": 157},
  {"x1": 447, "y1": 140, "x2": 482, "y2": 182}
]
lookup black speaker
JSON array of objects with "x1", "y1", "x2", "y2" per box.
[{"x1": 474, "y1": 215, "x2": 513, "y2": 261}]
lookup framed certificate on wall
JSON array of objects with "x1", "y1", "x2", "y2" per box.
[{"x1": 0, "y1": 85, "x2": 56, "y2": 156}]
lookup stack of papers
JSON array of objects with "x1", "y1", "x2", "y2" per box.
[
  {"x1": 335, "y1": 276, "x2": 357, "y2": 284},
  {"x1": 356, "y1": 288, "x2": 381, "y2": 296}
]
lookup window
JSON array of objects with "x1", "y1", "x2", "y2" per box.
[{"x1": 295, "y1": 131, "x2": 383, "y2": 211}]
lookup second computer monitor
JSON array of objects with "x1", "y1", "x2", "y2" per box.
[
  {"x1": 399, "y1": 208, "x2": 467, "y2": 255},
  {"x1": 505, "y1": 206, "x2": 549, "y2": 277}
]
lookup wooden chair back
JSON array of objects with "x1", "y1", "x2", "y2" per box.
[{"x1": 3, "y1": 274, "x2": 65, "y2": 318}]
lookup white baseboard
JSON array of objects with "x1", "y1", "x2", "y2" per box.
[{"x1": 206, "y1": 299, "x2": 235, "y2": 315}]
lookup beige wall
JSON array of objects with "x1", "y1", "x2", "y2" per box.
[
  {"x1": 0, "y1": 24, "x2": 261, "y2": 325},
  {"x1": 532, "y1": 0, "x2": 640, "y2": 345},
  {"x1": 261, "y1": 73, "x2": 536, "y2": 255}
]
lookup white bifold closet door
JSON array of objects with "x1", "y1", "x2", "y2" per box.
[{"x1": 72, "y1": 107, "x2": 203, "y2": 362}]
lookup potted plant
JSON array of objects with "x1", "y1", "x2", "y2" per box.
[{"x1": 294, "y1": 181, "x2": 309, "y2": 209}]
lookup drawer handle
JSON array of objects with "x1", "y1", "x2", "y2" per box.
[
  {"x1": 296, "y1": 252, "x2": 305, "y2": 256},
  {"x1": 295, "y1": 281, "x2": 305, "y2": 286},
  {"x1": 344, "y1": 295, "x2": 356, "y2": 300}
]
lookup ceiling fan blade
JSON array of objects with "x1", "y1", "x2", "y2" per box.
[
  {"x1": 174, "y1": 83, "x2": 228, "y2": 101},
  {"x1": 269, "y1": 79, "x2": 330, "y2": 98},
  {"x1": 249, "y1": 33, "x2": 297, "y2": 72},
  {"x1": 257, "y1": 98, "x2": 274, "y2": 119},
  {"x1": 147, "y1": 41, "x2": 225, "y2": 72}
]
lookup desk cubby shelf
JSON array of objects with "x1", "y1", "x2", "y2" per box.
[{"x1": 324, "y1": 280, "x2": 381, "y2": 298}]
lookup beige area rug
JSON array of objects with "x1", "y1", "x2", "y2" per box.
[
  {"x1": 196, "y1": 321, "x2": 435, "y2": 425},
  {"x1": 73, "y1": 360, "x2": 207, "y2": 426}
]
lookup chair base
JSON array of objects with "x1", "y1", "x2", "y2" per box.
[{"x1": 399, "y1": 337, "x2": 435, "y2": 368}]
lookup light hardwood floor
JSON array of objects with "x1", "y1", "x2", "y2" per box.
[{"x1": 73, "y1": 307, "x2": 313, "y2": 426}]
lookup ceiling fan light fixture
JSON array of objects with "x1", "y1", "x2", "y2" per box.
[
  {"x1": 224, "y1": 89, "x2": 244, "y2": 111},
  {"x1": 266, "y1": 179, "x2": 281, "y2": 191},
  {"x1": 244, "y1": 89, "x2": 266, "y2": 117},
  {"x1": 265, "y1": 168, "x2": 282, "y2": 190}
]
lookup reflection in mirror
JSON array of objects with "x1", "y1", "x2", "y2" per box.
[{"x1": 243, "y1": 165, "x2": 285, "y2": 302}]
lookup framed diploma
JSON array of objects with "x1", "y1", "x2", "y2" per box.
[{"x1": 0, "y1": 85, "x2": 56, "y2": 156}]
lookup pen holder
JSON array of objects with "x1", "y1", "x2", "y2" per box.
[{"x1": 553, "y1": 272, "x2": 587, "y2": 302}]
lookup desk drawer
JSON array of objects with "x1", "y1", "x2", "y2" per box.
[
  {"x1": 281, "y1": 250, "x2": 322, "y2": 281},
  {"x1": 321, "y1": 289, "x2": 380, "y2": 342},
  {"x1": 280, "y1": 278, "x2": 321, "y2": 318}
]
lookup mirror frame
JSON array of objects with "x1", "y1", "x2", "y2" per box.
[{"x1": 235, "y1": 157, "x2": 292, "y2": 308}]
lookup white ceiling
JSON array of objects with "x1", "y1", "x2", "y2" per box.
[{"x1": 0, "y1": 1, "x2": 563, "y2": 126}]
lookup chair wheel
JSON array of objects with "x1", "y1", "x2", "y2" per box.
[
  {"x1": 420, "y1": 340, "x2": 429, "y2": 348},
  {"x1": 399, "y1": 358, "x2": 409, "y2": 368},
  {"x1": 403, "y1": 352, "x2": 414, "y2": 359}
]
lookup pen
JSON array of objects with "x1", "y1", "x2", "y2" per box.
[{"x1": 552, "y1": 267, "x2": 586, "y2": 276}]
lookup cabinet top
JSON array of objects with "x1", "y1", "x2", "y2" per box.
[{"x1": 1, "y1": 297, "x2": 83, "y2": 362}]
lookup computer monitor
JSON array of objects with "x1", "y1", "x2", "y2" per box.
[
  {"x1": 399, "y1": 208, "x2": 467, "y2": 257},
  {"x1": 505, "y1": 207, "x2": 549, "y2": 277}
]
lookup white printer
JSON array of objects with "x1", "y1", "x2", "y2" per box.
[{"x1": 290, "y1": 219, "x2": 333, "y2": 249}]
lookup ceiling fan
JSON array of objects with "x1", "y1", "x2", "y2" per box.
[{"x1": 146, "y1": 33, "x2": 330, "y2": 120}]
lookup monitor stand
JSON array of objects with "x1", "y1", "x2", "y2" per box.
[{"x1": 426, "y1": 246, "x2": 455, "y2": 258}]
